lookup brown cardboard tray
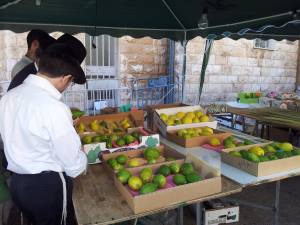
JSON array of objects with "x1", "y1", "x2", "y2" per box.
[{"x1": 114, "y1": 154, "x2": 221, "y2": 214}]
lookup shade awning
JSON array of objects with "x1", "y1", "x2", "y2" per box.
[{"x1": 0, "y1": 0, "x2": 299, "y2": 41}]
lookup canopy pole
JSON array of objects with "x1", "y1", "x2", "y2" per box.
[
  {"x1": 161, "y1": 0, "x2": 186, "y2": 30},
  {"x1": 198, "y1": 39, "x2": 214, "y2": 104},
  {"x1": 181, "y1": 32, "x2": 188, "y2": 102}
]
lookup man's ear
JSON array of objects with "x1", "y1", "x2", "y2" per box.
[
  {"x1": 31, "y1": 40, "x2": 39, "y2": 49},
  {"x1": 63, "y1": 74, "x2": 73, "y2": 82}
]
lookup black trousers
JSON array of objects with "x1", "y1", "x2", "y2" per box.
[{"x1": 10, "y1": 171, "x2": 76, "y2": 225}]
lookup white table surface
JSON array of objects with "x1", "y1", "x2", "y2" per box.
[
  {"x1": 226, "y1": 101, "x2": 266, "y2": 109},
  {"x1": 161, "y1": 136, "x2": 300, "y2": 187}
]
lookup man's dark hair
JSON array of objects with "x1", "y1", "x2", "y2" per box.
[
  {"x1": 38, "y1": 43, "x2": 80, "y2": 79},
  {"x1": 27, "y1": 29, "x2": 53, "y2": 50}
]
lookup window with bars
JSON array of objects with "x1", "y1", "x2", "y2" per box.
[
  {"x1": 84, "y1": 34, "x2": 118, "y2": 79},
  {"x1": 253, "y1": 38, "x2": 276, "y2": 50}
]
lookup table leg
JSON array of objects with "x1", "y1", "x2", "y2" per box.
[
  {"x1": 260, "y1": 124, "x2": 265, "y2": 139},
  {"x1": 242, "y1": 116, "x2": 246, "y2": 132},
  {"x1": 133, "y1": 218, "x2": 138, "y2": 225},
  {"x1": 273, "y1": 181, "x2": 280, "y2": 225},
  {"x1": 177, "y1": 206, "x2": 184, "y2": 225},
  {"x1": 196, "y1": 202, "x2": 203, "y2": 225}
]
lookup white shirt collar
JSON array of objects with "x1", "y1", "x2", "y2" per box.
[{"x1": 23, "y1": 74, "x2": 62, "y2": 100}]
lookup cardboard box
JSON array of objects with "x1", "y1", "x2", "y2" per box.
[
  {"x1": 154, "y1": 106, "x2": 217, "y2": 137},
  {"x1": 102, "y1": 145, "x2": 185, "y2": 174},
  {"x1": 145, "y1": 103, "x2": 188, "y2": 131},
  {"x1": 78, "y1": 110, "x2": 144, "y2": 129},
  {"x1": 167, "y1": 129, "x2": 232, "y2": 148},
  {"x1": 82, "y1": 130, "x2": 160, "y2": 164},
  {"x1": 221, "y1": 143, "x2": 300, "y2": 176},
  {"x1": 204, "y1": 206, "x2": 239, "y2": 225},
  {"x1": 114, "y1": 154, "x2": 221, "y2": 214}
]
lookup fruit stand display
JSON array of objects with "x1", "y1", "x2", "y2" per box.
[
  {"x1": 154, "y1": 105, "x2": 217, "y2": 136},
  {"x1": 75, "y1": 111, "x2": 160, "y2": 164},
  {"x1": 221, "y1": 142, "x2": 300, "y2": 176},
  {"x1": 238, "y1": 92, "x2": 262, "y2": 104},
  {"x1": 113, "y1": 153, "x2": 221, "y2": 213},
  {"x1": 102, "y1": 145, "x2": 185, "y2": 175}
]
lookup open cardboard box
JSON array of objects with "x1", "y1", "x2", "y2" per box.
[
  {"x1": 167, "y1": 129, "x2": 232, "y2": 148},
  {"x1": 114, "y1": 153, "x2": 221, "y2": 214},
  {"x1": 145, "y1": 103, "x2": 188, "y2": 131},
  {"x1": 221, "y1": 142, "x2": 300, "y2": 176},
  {"x1": 78, "y1": 110, "x2": 144, "y2": 131},
  {"x1": 102, "y1": 145, "x2": 185, "y2": 175},
  {"x1": 153, "y1": 105, "x2": 217, "y2": 137}
]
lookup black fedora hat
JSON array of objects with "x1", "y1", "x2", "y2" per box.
[
  {"x1": 40, "y1": 43, "x2": 86, "y2": 84},
  {"x1": 57, "y1": 33, "x2": 87, "y2": 64}
]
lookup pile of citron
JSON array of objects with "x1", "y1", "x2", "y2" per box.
[
  {"x1": 176, "y1": 127, "x2": 214, "y2": 139},
  {"x1": 228, "y1": 142, "x2": 300, "y2": 162},
  {"x1": 160, "y1": 110, "x2": 210, "y2": 126}
]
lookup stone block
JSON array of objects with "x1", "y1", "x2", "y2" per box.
[
  {"x1": 129, "y1": 64, "x2": 143, "y2": 74},
  {"x1": 231, "y1": 66, "x2": 245, "y2": 75},
  {"x1": 191, "y1": 64, "x2": 202, "y2": 75},
  {"x1": 284, "y1": 69, "x2": 297, "y2": 77},
  {"x1": 221, "y1": 65, "x2": 232, "y2": 74},
  {"x1": 228, "y1": 57, "x2": 247, "y2": 66},
  {"x1": 215, "y1": 56, "x2": 227, "y2": 65},
  {"x1": 187, "y1": 54, "x2": 203, "y2": 64},
  {"x1": 247, "y1": 58, "x2": 258, "y2": 67}
]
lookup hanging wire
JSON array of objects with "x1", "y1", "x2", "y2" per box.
[{"x1": 0, "y1": 0, "x2": 23, "y2": 9}]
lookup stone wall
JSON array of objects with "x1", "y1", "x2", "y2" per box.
[{"x1": 175, "y1": 37, "x2": 299, "y2": 104}]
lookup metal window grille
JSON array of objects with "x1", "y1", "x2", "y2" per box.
[{"x1": 254, "y1": 38, "x2": 276, "y2": 50}]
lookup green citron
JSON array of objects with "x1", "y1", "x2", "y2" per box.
[
  {"x1": 116, "y1": 138, "x2": 126, "y2": 147},
  {"x1": 153, "y1": 174, "x2": 166, "y2": 188},
  {"x1": 82, "y1": 136, "x2": 92, "y2": 144},
  {"x1": 116, "y1": 155, "x2": 128, "y2": 165},
  {"x1": 112, "y1": 163, "x2": 124, "y2": 172},
  {"x1": 243, "y1": 140, "x2": 253, "y2": 145},
  {"x1": 173, "y1": 174, "x2": 187, "y2": 185},
  {"x1": 268, "y1": 155, "x2": 278, "y2": 160},
  {"x1": 144, "y1": 147, "x2": 160, "y2": 161},
  {"x1": 106, "y1": 139, "x2": 112, "y2": 148},
  {"x1": 224, "y1": 143, "x2": 236, "y2": 149},
  {"x1": 224, "y1": 137, "x2": 233, "y2": 146},
  {"x1": 131, "y1": 131, "x2": 140, "y2": 140},
  {"x1": 107, "y1": 158, "x2": 117, "y2": 167},
  {"x1": 246, "y1": 152, "x2": 260, "y2": 162},
  {"x1": 259, "y1": 156, "x2": 270, "y2": 162},
  {"x1": 229, "y1": 151, "x2": 241, "y2": 157},
  {"x1": 157, "y1": 165, "x2": 171, "y2": 177},
  {"x1": 124, "y1": 134, "x2": 136, "y2": 145},
  {"x1": 180, "y1": 163, "x2": 194, "y2": 176},
  {"x1": 275, "y1": 151, "x2": 287, "y2": 159},
  {"x1": 139, "y1": 183, "x2": 158, "y2": 195},
  {"x1": 236, "y1": 142, "x2": 245, "y2": 147},
  {"x1": 186, "y1": 172, "x2": 202, "y2": 183},
  {"x1": 271, "y1": 142, "x2": 281, "y2": 150},
  {"x1": 264, "y1": 145, "x2": 276, "y2": 153},
  {"x1": 92, "y1": 136, "x2": 102, "y2": 143},
  {"x1": 117, "y1": 169, "x2": 131, "y2": 184},
  {"x1": 72, "y1": 110, "x2": 85, "y2": 119},
  {"x1": 140, "y1": 168, "x2": 153, "y2": 183},
  {"x1": 170, "y1": 162, "x2": 180, "y2": 174},
  {"x1": 148, "y1": 159, "x2": 157, "y2": 164},
  {"x1": 292, "y1": 149, "x2": 300, "y2": 156},
  {"x1": 239, "y1": 150, "x2": 249, "y2": 159},
  {"x1": 110, "y1": 134, "x2": 119, "y2": 141}
]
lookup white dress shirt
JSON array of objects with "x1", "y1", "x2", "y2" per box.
[
  {"x1": 11, "y1": 56, "x2": 33, "y2": 79},
  {"x1": 0, "y1": 75, "x2": 87, "y2": 178}
]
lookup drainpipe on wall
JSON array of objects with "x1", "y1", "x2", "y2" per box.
[{"x1": 296, "y1": 41, "x2": 300, "y2": 90}]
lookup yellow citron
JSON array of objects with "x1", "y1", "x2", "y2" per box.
[
  {"x1": 166, "y1": 118, "x2": 175, "y2": 126},
  {"x1": 182, "y1": 116, "x2": 193, "y2": 124},
  {"x1": 195, "y1": 111, "x2": 204, "y2": 118},
  {"x1": 249, "y1": 146, "x2": 265, "y2": 156},
  {"x1": 128, "y1": 176, "x2": 143, "y2": 191},
  {"x1": 210, "y1": 137, "x2": 221, "y2": 146},
  {"x1": 192, "y1": 117, "x2": 200, "y2": 123},
  {"x1": 160, "y1": 113, "x2": 168, "y2": 121},
  {"x1": 203, "y1": 127, "x2": 214, "y2": 134},
  {"x1": 186, "y1": 112, "x2": 196, "y2": 119},
  {"x1": 200, "y1": 115, "x2": 210, "y2": 122},
  {"x1": 176, "y1": 112, "x2": 185, "y2": 119},
  {"x1": 195, "y1": 127, "x2": 203, "y2": 135},
  {"x1": 128, "y1": 158, "x2": 141, "y2": 167}
]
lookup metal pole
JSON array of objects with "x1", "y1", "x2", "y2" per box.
[
  {"x1": 181, "y1": 39, "x2": 187, "y2": 103},
  {"x1": 273, "y1": 180, "x2": 280, "y2": 225},
  {"x1": 177, "y1": 206, "x2": 184, "y2": 225},
  {"x1": 196, "y1": 202, "x2": 203, "y2": 225}
]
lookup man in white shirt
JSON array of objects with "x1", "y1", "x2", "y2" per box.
[
  {"x1": 10, "y1": 29, "x2": 55, "y2": 79},
  {"x1": 0, "y1": 43, "x2": 88, "y2": 225}
]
